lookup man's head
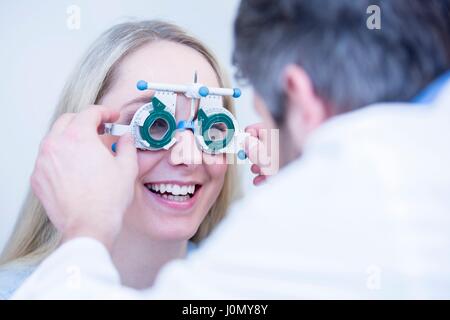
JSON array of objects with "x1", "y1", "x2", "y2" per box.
[{"x1": 233, "y1": 0, "x2": 450, "y2": 165}]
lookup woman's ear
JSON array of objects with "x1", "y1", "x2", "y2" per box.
[{"x1": 283, "y1": 64, "x2": 328, "y2": 146}]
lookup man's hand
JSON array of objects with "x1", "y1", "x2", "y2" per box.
[
  {"x1": 30, "y1": 106, "x2": 138, "y2": 250},
  {"x1": 245, "y1": 123, "x2": 280, "y2": 186}
]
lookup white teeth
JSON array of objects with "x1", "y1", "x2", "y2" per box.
[
  {"x1": 148, "y1": 183, "x2": 197, "y2": 196},
  {"x1": 160, "y1": 194, "x2": 189, "y2": 202},
  {"x1": 173, "y1": 185, "x2": 181, "y2": 195}
]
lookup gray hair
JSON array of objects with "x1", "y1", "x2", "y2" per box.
[{"x1": 233, "y1": 0, "x2": 450, "y2": 124}]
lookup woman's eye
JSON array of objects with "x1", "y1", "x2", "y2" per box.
[
  {"x1": 149, "y1": 118, "x2": 169, "y2": 140},
  {"x1": 207, "y1": 122, "x2": 227, "y2": 141}
]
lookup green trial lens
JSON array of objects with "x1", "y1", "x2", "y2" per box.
[{"x1": 148, "y1": 118, "x2": 169, "y2": 140}]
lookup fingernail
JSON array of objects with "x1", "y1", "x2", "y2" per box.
[{"x1": 111, "y1": 142, "x2": 117, "y2": 153}]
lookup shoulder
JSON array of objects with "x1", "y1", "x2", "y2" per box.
[{"x1": 0, "y1": 263, "x2": 37, "y2": 300}]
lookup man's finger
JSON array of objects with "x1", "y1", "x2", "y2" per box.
[
  {"x1": 244, "y1": 135, "x2": 263, "y2": 164},
  {"x1": 253, "y1": 175, "x2": 267, "y2": 186},
  {"x1": 245, "y1": 122, "x2": 266, "y2": 139},
  {"x1": 71, "y1": 106, "x2": 120, "y2": 134},
  {"x1": 251, "y1": 164, "x2": 261, "y2": 174}
]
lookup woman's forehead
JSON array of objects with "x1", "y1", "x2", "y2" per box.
[
  {"x1": 117, "y1": 40, "x2": 220, "y2": 88},
  {"x1": 102, "y1": 41, "x2": 224, "y2": 113}
]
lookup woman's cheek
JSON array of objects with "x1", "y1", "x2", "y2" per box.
[
  {"x1": 136, "y1": 150, "x2": 164, "y2": 176},
  {"x1": 206, "y1": 163, "x2": 228, "y2": 184},
  {"x1": 202, "y1": 154, "x2": 228, "y2": 186}
]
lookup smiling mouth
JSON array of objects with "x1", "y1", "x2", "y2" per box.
[{"x1": 144, "y1": 183, "x2": 201, "y2": 202}]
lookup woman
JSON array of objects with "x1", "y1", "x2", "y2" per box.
[{"x1": 0, "y1": 20, "x2": 238, "y2": 299}]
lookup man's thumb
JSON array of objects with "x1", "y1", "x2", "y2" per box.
[{"x1": 244, "y1": 135, "x2": 262, "y2": 164}]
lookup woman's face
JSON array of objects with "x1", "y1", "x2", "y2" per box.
[{"x1": 99, "y1": 40, "x2": 228, "y2": 241}]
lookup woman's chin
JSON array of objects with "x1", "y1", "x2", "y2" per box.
[
  {"x1": 123, "y1": 190, "x2": 204, "y2": 241},
  {"x1": 142, "y1": 221, "x2": 198, "y2": 241}
]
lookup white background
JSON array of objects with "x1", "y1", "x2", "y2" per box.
[{"x1": 0, "y1": 0, "x2": 259, "y2": 252}]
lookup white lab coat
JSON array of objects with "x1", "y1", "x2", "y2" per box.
[{"x1": 13, "y1": 81, "x2": 450, "y2": 299}]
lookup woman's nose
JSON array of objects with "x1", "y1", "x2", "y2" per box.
[
  {"x1": 176, "y1": 95, "x2": 199, "y2": 121},
  {"x1": 168, "y1": 129, "x2": 202, "y2": 167}
]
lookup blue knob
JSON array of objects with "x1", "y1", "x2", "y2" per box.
[
  {"x1": 136, "y1": 80, "x2": 148, "y2": 91},
  {"x1": 232, "y1": 88, "x2": 241, "y2": 98},
  {"x1": 237, "y1": 149, "x2": 247, "y2": 160},
  {"x1": 111, "y1": 142, "x2": 117, "y2": 153},
  {"x1": 199, "y1": 86, "x2": 209, "y2": 97}
]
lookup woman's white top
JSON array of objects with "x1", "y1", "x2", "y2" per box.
[{"x1": 0, "y1": 264, "x2": 36, "y2": 300}]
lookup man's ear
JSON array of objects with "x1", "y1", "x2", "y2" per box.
[{"x1": 283, "y1": 64, "x2": 328, "y2": 140}]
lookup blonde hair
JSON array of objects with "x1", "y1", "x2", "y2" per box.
[{"x1": 0, "y1": 20, "x2": 237, "y2": 266}]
